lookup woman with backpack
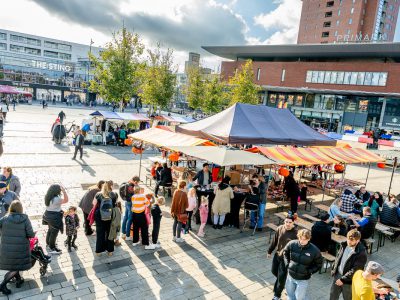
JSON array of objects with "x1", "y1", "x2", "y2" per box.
[
  {"x1": 79, "y1": 180, "x2": 105, "y2": 236},
  {"x1": 93, "y1": 180, "x2": 118, "y2": 256},
  {"x1": 43, "y1": 184, "x2": 69, "y2": 254}
]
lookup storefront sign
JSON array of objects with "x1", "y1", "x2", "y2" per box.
[
  {"x1": 336, "y1": 33, "x2": 388, "y2": 43},
  {"x1": 11, "y1": 81, "x2": 30, "y2": 87},
  {"x1": 69, "y1": 87, "x2": 86, "y2": 93},
  {"x1": 31, "y1": 60, "x2": 73, "y2": 72},
  {"x1": 382, "y1": 116, "x2": 400, "y2": 128}
]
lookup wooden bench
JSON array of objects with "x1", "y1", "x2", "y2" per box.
[
  {"x1": 315, "y1": 204, "x2": 330, "y2": 217},
  {"x1": 320, "y1": 252, "x2": 336, "y2": 273},
  {"x1": 302, "y1": 214, "x2": 320, "y2": 222},
  {"x1": 266, "y1": 223, "x2": 278, "y2": 243},
  {"x1": 363, "y1": 238, "x2": 375, "y2": 254},
  {"x1": 275, "y1": 201, "x2": 290, "y2": 212}
]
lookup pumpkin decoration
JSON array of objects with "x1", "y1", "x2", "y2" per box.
[
  {"x1": 334, "y1": 164, "x2": 345, "y2": 173},
  {"x1": 377, "y1": 162, "x2": 386, "y2": 169},
  {"x1": 131, "y1": 146, "x2": 143, "y2": 155},
  {"x1": 124, "y1": 138, "x2": 132, "y2": 146},
  {"x1": 278, "y1": 167, "x2": 290, "y2": 177},
  {"x1": 168, "y1": 152, "x2": 180, "y2": 162}
]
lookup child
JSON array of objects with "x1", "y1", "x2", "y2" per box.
[
  {"x1": 114, "y1": 201, "x2": 122, "y2": 246},
  {"x1": 197, "y1": 196, "x2": 209, "y2": 237},
  {"x1": 64, "y1": 206, "x2": 80, "y2": 252},
  {"x1": 131, "y1": 186, "x2": 151, "y2": 249},
  {"x1": 150, "y1": 196, "x2": 165, "y2": 248},
  {"x1": 185, "y1": 188, "x2": 197, "y2": 233}
]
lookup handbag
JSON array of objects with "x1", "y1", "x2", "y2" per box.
[{"x1": 176, "y1": 191, "x2": 188, "y2": 223}]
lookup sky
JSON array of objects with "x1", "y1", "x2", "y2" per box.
[{"x1": 1, "y1": 0, "x2": 400, "y2": 72}]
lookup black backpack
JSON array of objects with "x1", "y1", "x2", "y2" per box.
[
  {"x1": 99, "y1": 195, "x2": 113, "y2": 221},
  {"x1": 119, "y1": 182, "x2": 134, "y2": 201}
]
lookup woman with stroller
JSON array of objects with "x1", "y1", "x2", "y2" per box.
[
  {"x1": 0, "y1": 200, "x2": 35, "y2": 295},
  {"x1": 43, "y1": 184, "x2": 69, "y2": 254}
]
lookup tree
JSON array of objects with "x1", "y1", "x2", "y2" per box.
[
  {"x1": 139, "y1": 44, "x2": 176, "y2": 115},
  {"x1": 184, "y1": 66, "x2": 205, "y2": 110},
  {"x1": 202, "y1": 76, "x2": 226, "y2": 114},
  {"x1": 89, "y1": 27, "x2": 144, "y2": 109},
  {"x1": 227, "y1": 60, "x2": 261, "y2": 105}
]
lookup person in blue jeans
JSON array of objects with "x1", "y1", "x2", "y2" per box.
[
  {"x1": 250, "y1": 175, "x2": 267, "y2": 232},
  {"x1": 283, "y1": 229, "x2": 323, "y2": 300},
  {"x1": 121, "y1": 176, "x2": 140, "y2": 241}
]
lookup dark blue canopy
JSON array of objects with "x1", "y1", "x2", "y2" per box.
[{"x1": 176, "y1": 103, "x2": 336, "y2": 146}]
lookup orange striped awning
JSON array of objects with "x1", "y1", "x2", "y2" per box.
[
  {"x1": 318, "y1": 147, "x2": 384, "y2": 164},
  {"x1": 248, "y1": 146, "x2": 339, "y2": 166}
]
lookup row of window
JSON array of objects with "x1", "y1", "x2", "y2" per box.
[
  {"x1": 10, "y1": 44, "x2": 41, "y2": 56},
  {"x1": 306, "y1": 71, "x2": 388, "y2": 86},
  {"x1": 43, "y1": 50, "x2": 71, "y2": 60},
  {"x1": 6, "y1": 44, "x2": 72, "y2": 60},
  {"x1": 0, "y1": 33, "x2": 72, "y2": 52}
]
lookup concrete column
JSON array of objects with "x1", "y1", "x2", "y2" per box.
[{"x1": 378, "y1": 98, "x2": 387, "y2": 128}]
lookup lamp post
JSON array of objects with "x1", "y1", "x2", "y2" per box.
[{"x1": 86, "y1": 39, "x2": 94, "y2": 105}]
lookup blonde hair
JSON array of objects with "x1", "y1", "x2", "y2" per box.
[
  {"x1": 201, "y1": 196, "x2": 209, "y2": 205},
  {"x1": 297, "y1": 229, "x2": 311, "y2": 240},
  {"x1": 134, "y1": 185, "x2": 141, "y2": 194},
  {"x1": 101, "y1": 180, "x2": 113, "y2": 197},
  {"x1": 156, "y1": 196, "x2": 165, "y2": 206},
  {"x1": 188, "y1": 187, "x2": 196, "y2": 197}
]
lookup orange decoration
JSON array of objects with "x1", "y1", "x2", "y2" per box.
[
  {"x1": 169, "y1": 152, "x2": 180, "y2": 162},
  {"x1": 334, "y1": 164, "x2": 345, "y2": 173},
  {"x1": 124, "y1": 138, "x2": 132, "y2": 146},
  {"x1": 131, "y1": 147, "x2": 143, "y2": 154},
  {"x1": 377, "y1": 162, "x2": 386, "y2": 169},
  {"x1": 278, "y1": 167, "x2": 290, "y2": 177}
]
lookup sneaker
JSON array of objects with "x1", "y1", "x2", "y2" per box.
[
  {"x1": 175, "y1": 238, "x2": 185, "y2": 243},
  {"x1": 121, "y1": 234, "x2": 126, "y2": 240},
  {"x1": 145, "y1": 244, "x2": 155, "y2": 250},
  {"x1": 212, "y1": 225, "x2": 217, "y2": 229},
  {"x1": 172, "y1": 237, "x2": 177, "y2": 242},
  {"x1": 49, "y1": 247, "x2": 62, "y2": 255},
  {"x1": 272, "y1": 297, "x2": 281, "y2": 300},
  {"x1": 154, "y1": 243, "x2": 161, "y2": 249},
  {"x1": 125, "y1": 236, "x2": 132, "y2": 241},
  {"x1": 132, "y1": 242, "x2": 140, "y2": 246},
  {"x1": 72, "y1": 244, "x2": 78, "y2": 250}
]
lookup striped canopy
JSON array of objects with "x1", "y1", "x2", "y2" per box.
[
  {"x1": 318, "y1": 147, "x2": 384, "y2": 163},
  {"x1": 248, "y1": 146, "x2": 338, "y2": 166},
  {"x1": 128, "y1": 127, "x2": 215, "y2": 148}
]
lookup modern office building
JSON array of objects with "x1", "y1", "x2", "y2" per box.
[
  {"x1": 297, "y1": 0, "x2": 400, "y2": 44},
  {"x1": 203, "y1": 43, "x2": 400, "y2": 133},
  {"x1": 0, "y1": 29, "x2": 102, "y2": 102}
]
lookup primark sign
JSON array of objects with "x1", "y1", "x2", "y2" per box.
[
  {"x1": 336, "y1": 33, "x2": 388, "y2": 43},
  {"x1": 31, "y1": 60, "x2": 74, "y2": 72}
]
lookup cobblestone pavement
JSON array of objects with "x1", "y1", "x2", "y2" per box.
[{"x1": 0, "y1": 105, "x2": 399, "y2": 300}]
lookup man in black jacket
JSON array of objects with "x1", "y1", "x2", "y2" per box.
[
  {"x1": 193, "y1": 163, "x2": 212, "y2": 186},
  {"x1": 72, "y1": 130, "x2": 84, "y2": 160},
  {"x1": 283, "y1": 229, "x2": 323, "y2": 300},
  {"x1": 329, "y1": 229, "x2": 367, "y2": 300},
  {"x1": 311, "y1": 213, "x2": 332, "y2": 252},
  {"x1": 267, "y1": 215, "x2": 298, "y2": 300},
  {"x1": 154, "y1": 163, "x2": 173, "y2": 197}
]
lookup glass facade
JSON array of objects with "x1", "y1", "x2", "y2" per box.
[{"x1": 306, "y1": 70, "x2": 388, "y2": 86}]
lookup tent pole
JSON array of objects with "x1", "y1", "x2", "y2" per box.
[
  {"x1": 364, "y1": 162, "x2": 371, "y2": 187},
  {"x1": 266, "y1": 165, "x2": 272, "y2": 192},
  {"x1": 387, "y1": 157, "x2": 398, "y2": 196},
  {"x1": 138, "y1": 142, "x2": 143, "y2": 179}
]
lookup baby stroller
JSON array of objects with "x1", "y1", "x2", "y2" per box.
[{"x1": 30, "y1": 237, "x2": 51, "y2": 277}]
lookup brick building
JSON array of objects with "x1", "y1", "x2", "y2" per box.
[
  {"x1": 297, "y1": 0, "x2": 400, "y2": 44},
  {"x1": 203, "y1": 43, "x2": 400, "y2": 133}
]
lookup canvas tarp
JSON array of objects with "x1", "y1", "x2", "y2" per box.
[
  {"x1": 318, "y1": 147, "x2": 384, "y2": 164},
  {"x1": 90, "y1": 111, "x2": 150, "y2": 121},
  {"x1": 176, "y1": 103, "x2": 336, "y2": 146},
  {"x1": 247, "y1": 146, "x2": 338, "y2": 165},
  {"x1": 170, "y1": 146, "x2": 275, "y2": 166},
  {"x1": 128, "y1": 127, "x2": 215, "y2": 148}
]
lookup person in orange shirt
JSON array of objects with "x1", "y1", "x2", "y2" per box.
[
  {"x1": 131, "y1": 186, "x2": 152, "y2": 249},
  {"x1": 352, "y1": 261, "x2": 388, "y2": 300}
]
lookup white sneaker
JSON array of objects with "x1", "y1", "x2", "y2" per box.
[
  {"x1": 272, "y1": 297, "x2": 281, "y2": 300},
  {"x1": 125, "y1": 237, "x2": 132, "y2": 241},
  {"x1": 172, "y1": 237, "x2": 177, "y2": 242},
  {"x1": 175, "y1": 238, "x2": 185, "y2": 243},
  {"x1": 145, "y1": 244, "x2": 155, "y2": 250},
  {"x1": 154, "y1": 243, "x2": 161, "y2": 249},
  {"x1": 132, "y1": 242, "x2": 140, "y2": 246}
]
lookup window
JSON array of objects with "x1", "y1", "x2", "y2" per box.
[
  {"x1": 10, "y1": 35, "x2": 40, "y2": 46},
  {"x1": 311, "y1": 71, "x2": 318, "y2": 83},
  {"x1": 338, "y1": 9, "x2": 341, "y2": 16},
  {"x1": 324, "y1": 71, "x2": 332, "y2": 83},
  {"x1": 44, "y1": 41, "x2": 58, "y2": 49},
  {"x1": 58, "y1": 44, "x2": 72, "y2": 51},
  {"x1": 306, "y1": 71, "x2": 313, "y2": 82},
  {"x1": 44, "y1": 50, "x2": 59, "y2": 58},
  {"x1": 327, "y1": 1, "x2": 334, "y2": 7},
  {"x1": 336, "y1": 20, "x2": 340, "y2": 26},
  {"x1": 25, "y1": 47, "x2": 40, "y2": 55},
  {"x1": 317, "y1": 71, "x2": 325, "y2": 83},
  {"x1": 325, "y1": 11, "x2": 333, "y2": 17},
  {"x1": 10, "y1": 44, "x2": 24, "y2": 53},
  {"x1": 26, "y1": 38, "x2": 41, "y2": 46},
  {"x1": 350, "y1": 72, "x2": 358, "y2": 85},
  {"x1": 349, "y1": 18, "x2": 353, "y2": 24},
  {"x1": 281, "y1": 69, "x2": 286, "y2": 82},
  {"x1": 357, "y1": 72, "x2": 365, "y2": 85},
  {"x1": 351, "y1": 7, "x2": 354, "y2": 14},
  {"x1": 322, "y1": 31, "x2": 330, "y2": 37},
  {"x1": 337, "y1": 72, "x2": 344, "y2": 84},
  {"x1": 378, "y1": 73, "x2": 387, "y2": 86},
  {"x1": 343, "y1": 72, "x2": 351, "y2": 84},
  {"x1": 0, "y1": 33, "x2": 6, "y2": 40},
  {"x1": 364, "y1": 72, "x2": 373, "y2": 85},
  {"x1": 0, "y1": 43, "x2": 6, "y2": 50},
  {"x1": 58, "y1": 53, "x2": 71, "y2": 60},
  {"x1": 334, "y1": 30, "x2": 338, "y2": 36},
  {"x1": 295, "y1": 95, "x2": 304, "y2": 106},
  {"x1": 330, "y1": 71, "x2": 338, "y2": 83},
  {"x1": 257, "y1": 68, "x2": 261, "y2": 81},
  {"x1": 324, "y1": 21, "x2": 331, "y2": 27},
  {"x1": 371, "y1": 73, "x2": 380, "y2": 86}
]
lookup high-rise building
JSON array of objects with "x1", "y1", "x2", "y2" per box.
[
  {"x1": 184, "y1": 52, "x2": 200, "y2": 74},
  {"x1": 297, "y1": 0, "x2": 400, "y2": 44}
]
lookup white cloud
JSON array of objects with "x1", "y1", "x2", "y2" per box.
[{"x1": 253, "y1": 0, "x2": 302, "y2": 44}]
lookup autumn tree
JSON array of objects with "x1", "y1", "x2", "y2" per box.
[
  {"x1": 184, "y1": 66, "x2": 205, "y2": 110},
  {"x1": 227, "y1": 60, "x2": 261, "y2": 105},
  {"x1": 139, "y1": 44, "x2": 177, "y2": 115},
  {"x1": 89, "y1": 27, "x2": 144, "y2": 109}
]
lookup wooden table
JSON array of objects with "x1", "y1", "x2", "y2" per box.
[
  {"x1": 274, "y1": 212, "x2": 346, "y2": 244},
  {"x1": 315, "y1": 204, "x2": 330, "y2": 217}
]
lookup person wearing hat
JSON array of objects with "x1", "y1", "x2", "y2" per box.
[
  {"x1": 352, "y1": 261, "x2": 388, "y2": 300},
  {"x1": 267, "y1": 214, "x2": 298, "y2": 300},
  {"x1": 0, "y1": 181, "x2": 19, "y2": 219},
  {"x1": 311, "y1": 213, "x2": 333, "y2": 253}
]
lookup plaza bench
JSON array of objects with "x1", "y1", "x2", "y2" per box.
[
  {"x1": 266, "y1": 223, "x2": 278, "y2": 243},
  {"x1": 319, "y1": 252, "x2": 336, "y2": 273},
  {"x1": 302, "y1": 214, "x2": 320, "y2": 222}
]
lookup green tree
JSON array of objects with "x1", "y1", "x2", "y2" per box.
[
  {"x1": 202, "y1": 76, "x2": 226, "y2": 114},
  {"x1": 184, "y1": 66, "x2": 205, "y2": 110},
  {"x1": 139, "y1": 44, "x2": 176, "y2": 115},
  {"x1": 227, "y1": 60, "x2": 261, "y2": 105},
  {"x1": 89, "y1": 27, "x2": 144, "y2": 109}
]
